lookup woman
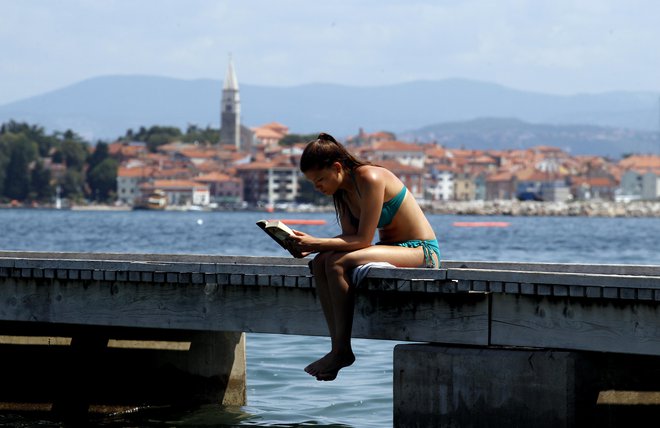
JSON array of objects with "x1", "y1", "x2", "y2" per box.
[{"x1": 288, "y1": 133, "x2": 440, "y2": 381}]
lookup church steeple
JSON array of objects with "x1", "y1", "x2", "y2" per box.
[
  {"x1": 223, "y1": 57, "x2": 239, "y2": 92},
  {"x1": 220, "y1": 56, "x2": 241, "y2": 149}
]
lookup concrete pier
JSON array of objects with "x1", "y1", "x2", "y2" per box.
[
  {"x1": 394, "y1": 345, "x2": 584, "y2": 427},
  {"x1": 1, "y1": 251, "x2": 660, "y2": 425},
  {"x1": 394, "y1": 344, "x2": 660, "y2": 428}
]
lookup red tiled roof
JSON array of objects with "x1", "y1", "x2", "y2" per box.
[
  {"x1": 424, "y1": 147, "x2": 446, "y2": 159},
  {"x1": 253, "y1": 127, "x2": 285, "y2": 139},
  {"x1": 619, "y1": 155, "x2": 660, "y2": 171},
  {"x1": 194, "y1": 172, "x2": 238, "y2": 183},
  {"x1": 534, "y1": 145, "x2": 565, "y2": 153},
  {"x1": 515, "y1": 168, "x2": 555, "y2": 182},
  {"x1": 153, "y1": 168, "x2": 191, "y2": 178},
  {"x1": 571, "y1": 177, "x2": 617, "y2": 187},
  {"x1": 235, "y1": 161, "x2": 277, "y2": 170},
  {"x1": 371, "y1": 141, "x2": 424, "y2": 152},
  {"x1": 195, "y1": 160, "x2": 224, "y2": 173},
  {"x1": 486, "y1": 171, "x2": 514, "y2": 182},
  {"x1": 471, "y1": 155, "x2": 498, "y2": 165},
  {"x1": 117, "y1": 166, "x2": 154, "y2": 178},
  {"x1": 257, "y1": 122, "x2": 289, "y2": 133},
  {"x1": 180, "y1": 148, "x2": 217, "y2": 159}
]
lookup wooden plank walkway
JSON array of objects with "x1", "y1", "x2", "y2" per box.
[{"x1": 1, "y1": 251, "x2": 660, "y2": 355}]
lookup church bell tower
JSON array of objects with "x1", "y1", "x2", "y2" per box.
[{"x1": 220, "y1": 56, "x2": 241, "y2": 149}]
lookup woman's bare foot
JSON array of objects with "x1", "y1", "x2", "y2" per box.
[{"x1": 304, "y1": 350, "x2": 356, "y2": 381}]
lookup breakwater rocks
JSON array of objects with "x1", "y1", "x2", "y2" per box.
[{"x1": 427, "y1": 200, "x2": 660, "y2": 217}]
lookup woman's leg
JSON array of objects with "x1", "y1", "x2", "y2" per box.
[
  {"x1": 305, "y1": 245, "x2": 424, "y2": 380},
  {"x1": 305, "y1": 250, "x2": 356, "y2": 381},
  {"x1": 306, "y1": 245, "x2": 429, "y2": 381},
  {"x1": 309, "y1": 251, "x2": 336, "y2": 340}
]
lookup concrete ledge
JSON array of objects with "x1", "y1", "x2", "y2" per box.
[
  {"x1": 393, "y1": 344, "x2": 660, "y2": 428},
  {"x1": 394, "y1": 344, "x2": 581, "y2": 427}
]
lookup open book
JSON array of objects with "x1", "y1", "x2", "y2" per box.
[{"x1": 256, "y1": 219, "x2": 303, "y2": 258}]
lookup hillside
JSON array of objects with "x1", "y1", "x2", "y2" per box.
[
  {"x1": 400, "y1": 118, "x2": 659, "y2": 157},
  {"x1": 0, "y1": 75, "x2": 658, "y2": 156}
]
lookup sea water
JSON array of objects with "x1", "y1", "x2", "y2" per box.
[{"x1": 0, "y1": 209, "x2": 659, "y2": 427}]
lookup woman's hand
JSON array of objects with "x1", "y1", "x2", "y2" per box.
[{"x1": 287, "y1": 229, "x2": 319, "y2": 254}]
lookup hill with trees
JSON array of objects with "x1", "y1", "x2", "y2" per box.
[{"x1": 0, "y1": 76, "x2": 658, "y2": 158}]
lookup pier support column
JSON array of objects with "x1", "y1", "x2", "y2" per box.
[
  {"x1": 100, "y1": 330, "x2": 247, "y2": 407},
  {"x1": 393, "y1": 344, "x2": 591, "y2": 428},
  {"x1": 0, "y1": 327, "x2": 247, "y2": 418},
  {"x1": 182, "y1": 331, "x2": 247, "y2": 405}
]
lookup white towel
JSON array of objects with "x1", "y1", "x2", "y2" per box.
[{"x1": 351, "y1": 262, "x2": 395, "y2": 286}]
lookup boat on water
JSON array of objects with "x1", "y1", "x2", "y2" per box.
[{"x1": 134, "y1": 190, "x2": 167, "y2": 210}]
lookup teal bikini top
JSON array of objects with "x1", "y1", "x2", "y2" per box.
[
  {"x1": 378, "y1": 186, "x2": 406, "y2": 228},
  {"x1": 349, "y1": 171, "x2": 407, "y2": 228}
]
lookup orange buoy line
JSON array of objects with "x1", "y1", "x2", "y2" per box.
[
  {"x1": 276, "y1": 219, "x2": 327, "y2": 225},
  {"x1": 453, "y1": 222, "x2": 510, "y2": 228}
]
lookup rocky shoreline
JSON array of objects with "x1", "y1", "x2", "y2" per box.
[
  {"x1": 2, "y1": 200, "x2": 660, "y2": 217},
  {"x1": 426, "y1": 200, "x2": 660, "y2": 218}
]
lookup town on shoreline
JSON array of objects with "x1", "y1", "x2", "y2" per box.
[{"x1": 1, "y1": 60, "x2": 659, "y2": 214}]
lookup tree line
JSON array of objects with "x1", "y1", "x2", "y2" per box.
[
  {"x1": 0, "y1": 121, "x2": 118, "y2": 204},
  {"x1": 0, "y1": 120, "x2": 320, "y2": 205}
]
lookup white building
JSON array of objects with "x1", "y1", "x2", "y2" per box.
[
  {"x1": 360, "y1": 141, "x2": 426, "y2": 169},
  {"x1": 139, "y1": 180, "x2": 210, "y2": 207},
  {"x1": 619, "y1": 170, "x2": 660, "y2": 201},
  {"x1": 426, "y1": 165, "x2": 455, "y2": 201},
  {"x1": 116, "y1": 166, "x2": 154, "y2": 206}
]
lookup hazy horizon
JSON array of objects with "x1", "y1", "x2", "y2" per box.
[{"x1": 2, "y1": 0, "x2": 660, "y2": 105}]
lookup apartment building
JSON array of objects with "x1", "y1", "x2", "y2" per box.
[
  {"x1": 235, "y1": 158, "x2": 300, "y2": 206},
  {"x1": 194, "y1": 171, "x2": 243, "y2": 205},
  {"x1": 116, "y1": 165, "x2": 155, "y2": 205}
]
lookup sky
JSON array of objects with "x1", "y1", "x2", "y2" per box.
[{"x1": 1, "y1": 0, "x2": 660, "y2": 105}]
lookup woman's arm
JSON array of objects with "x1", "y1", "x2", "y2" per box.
[
  {"x1": 290, "y1": 205, "x2": 363, "y2": 254},
  {"x1": 291, "y1": 167, "x2": 386, "y2": 253}
]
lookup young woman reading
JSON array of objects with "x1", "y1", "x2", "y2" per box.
[{"x1": 287, "y1": 133, "x2": 440, "y2": 381}]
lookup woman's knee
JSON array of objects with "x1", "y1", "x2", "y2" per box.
[
  {"x1": 311, "y1": 251, "x2": 333, "y2": 275},
  {"x1": 325, "y1": 252, "x2": 348, "y2": 276}
]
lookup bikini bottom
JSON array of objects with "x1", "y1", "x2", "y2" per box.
[{"x1": 377, "y1": 238, "x2": 441, "y2": 268}]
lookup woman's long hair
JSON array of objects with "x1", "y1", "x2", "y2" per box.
[{"x1": 300, "y1": 133, "x2": 368, "y2": 227}]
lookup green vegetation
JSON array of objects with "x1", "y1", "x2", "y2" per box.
[
  {"x1": 279, "y1": 133, "x2": 318, "y2": 146},
  {"x1": 121, "y1": 125, "x2": 182, "y2": 152},
  {"x1": 0, "y1": 121, "x2": 227, "y2": 205},
  {"x1": 0, "y1": 121, "x2": 96, "y2": 203},
  {"x1": 117, "y1": 124, "x2": 221, "y2": 152}
]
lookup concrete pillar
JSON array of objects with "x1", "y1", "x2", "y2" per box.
[
  {"x1": 94, "y1": 330, "x2": 247, "y2": 407},
  {"x1": 181, "y1": 331, "x2": 247, "y2": 405},
  {"x1": 0, "y1": 328, "x2": 246, "y2": 419},
  {"x1": 393, "y1": 344, "x2": 587, "y2": 428}
]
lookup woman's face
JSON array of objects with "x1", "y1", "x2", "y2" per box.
[{"x1": 304, "y1": 163, "x2": 343, "y2": 195}]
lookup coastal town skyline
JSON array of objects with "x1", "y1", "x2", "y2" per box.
[{"x1": 1, "y1": 55, "x2": 659, "y2": 211}]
